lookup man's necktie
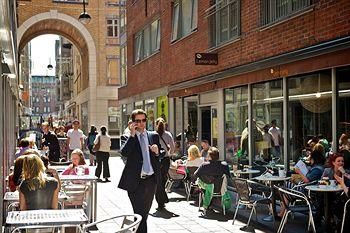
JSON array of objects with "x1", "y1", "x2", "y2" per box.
[{"x1": 140, "y1": 133, "x2": 151, "y2": 173}]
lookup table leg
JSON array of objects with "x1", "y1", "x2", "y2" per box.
[
  {"x1": 93, "y1": 180, "x2": 97, "y2": 222},
  {"x1": 262, "y1": 181, "x2": 275, "y2": 222},
  {"x1": 324, "y1": 192, "x2": 331, "y2": 232}
]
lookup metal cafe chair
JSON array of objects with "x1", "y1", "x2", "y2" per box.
[
  {"x1": 165, "y1": 166, "x2": 190, "y2": 198},
  {"x1": 232, "y1": 178, "x2": 272, "y2": 227},
  {"x1": 341, "y1": 198, "x2": 350, "y2": 233},
  {"x1": 276, "y1": 186, "x2": 316, "y2": 233},
  {"x1": 81, "y1": 214, "x2": 142, "y2": 233}
]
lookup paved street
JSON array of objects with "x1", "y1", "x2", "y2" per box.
[{"x1": 92, "y1": 154, "x2": 274, "y2": 233}]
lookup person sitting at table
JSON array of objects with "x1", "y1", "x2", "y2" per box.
[
  {"x1": 279, "y1": 150, "x2": 325, "y2": 217},
  {"x1": 41, "y1": 155, "x2": 61, "y2": 189},
  {"x1": 61, "y1": 149, "x2": 89, "y2": 175},
  {"x1": 19, "y1": 154, "x2": 59, "y2": 210},
  {"x1": 322, "y1": 153, "x2": 349, "y2": 180},
  {"x1": 193, "y1": 147, "x2": 231, "y2": 215},
  {"x1": 15, "y1": 138, "x2": 30, "y2": 157}
]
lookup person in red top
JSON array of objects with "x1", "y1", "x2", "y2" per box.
[{"x1": 62, "y1": 149, "x2": 89, "y2": 175}]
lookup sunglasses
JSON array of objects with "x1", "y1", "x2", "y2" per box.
[{"x1": 134, "y1": 119, "x2": 147, "y2": 123}]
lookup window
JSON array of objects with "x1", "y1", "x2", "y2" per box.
[
  {"x1": 134, "y1": 19, "x2": 160, "y2": 63},
  {"x1": 171, "y1": 0, "x2": 198, "y2": 42},
  {"x1": 261, "y1": 0, "x2": 312, "y2": 26},
  {"x1": 107, "y1": 18, "x2": 118, "y2": 37},
  {"x1": 208, "y1": 0, "x2": 240, "y2": 48},
  {"x1": 107, "y1": 58, "x2": 120, "y2": 85},
  {"x1": 120, "y1": 45, "x2": 127, "y2": 85},
  {"x1": 47, "y1": 107, "x2": 51, "y2": 112}
]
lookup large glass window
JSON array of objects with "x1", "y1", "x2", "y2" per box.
[
  {"x1": 288, "y1": 71, "x2": 332, "y2": 163},
  {"x1": 261, "y1": 0, "x2": 312, "y2": 26},
  {"x1": 134, "y1": 19, "x2": 160, "y2": 63},
  {"x1": 107, "y1": 58, "x2": 119, "y2": 85},
  {"x1": 252, "y1": 80, "x2": 283, "y2": 164},
  {"x1": 171, "y1": 0, "x2": 198, "y2": 42},
  {"x1": 120, "y1": 45, "x2": 127, "y2": 86},
  {"x1": 208, "y1": 0, "x2": 240, "y2": 48},
  {"x1": 224, "y1": 86, "x2": 248, "y2": 164},
  {"x1": 337, "y1": 67, "x2": 350, "y2": 151}
]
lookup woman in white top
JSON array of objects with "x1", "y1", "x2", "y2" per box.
[{"x1": 94, "y1": 126, "x2": 111, "y2": 182}]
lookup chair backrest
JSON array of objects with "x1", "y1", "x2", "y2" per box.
[
  {"x1": 186, "y1": 166, "x2": 198, "y2": 182},
  {"x1": 62, "y1": 183, "x2": 90, "y2": 207},
  {"x1": 276, "y1": 186, "x2": 310, "y2": 209},
  {"x1": 233, "y1": 178, "x2": 251, "y2": 202},
  {"x1": 168, "y1": 167, "x2": 186, "y2": 180},
  {"x1": 83, "y1": 214, "x2": 142, "y2": 233}
]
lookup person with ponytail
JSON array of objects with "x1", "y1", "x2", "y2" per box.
[
  {"x1": 154, "y1": 117, "x2": 175, "y2": 211},
  {"x1": 94, "y1": 126, "x2": 111, "y2": 182},
  {"x1": 19, "y1": 154, "x2": 59, "y2": 210}
]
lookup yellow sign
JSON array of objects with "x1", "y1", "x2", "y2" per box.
[{"x1": 157, "y1": 96, "x2": 168, "y2": 122}]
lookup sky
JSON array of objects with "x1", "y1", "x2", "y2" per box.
[{"x1": 30, "y1": 34, "x2": 59, "y2": 76}]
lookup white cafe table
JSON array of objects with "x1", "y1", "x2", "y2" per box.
[
  {"x1": 305, "y1": 184, "x2": 343, "y2": 231},
  {"x1": 4, "y1": 191, "x2": 68, "y2": 203},
  {"x1": 59, "y1": 174, "x2": 98, "y2": 222},
  {"x1": 5, "y1": 209, "x2": 88, "y2": 233},
  {"x1": 254, "y1": 174, "x2": 290, "y2": 221},
  {"x1": 231, "y1": 169, "x2": 260, "y2": 178}
]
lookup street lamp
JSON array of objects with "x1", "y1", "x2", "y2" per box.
[
  {"x1": 79, "y1": 0, "x2": 91, "y2": 24},
  {"x1": 47, "y1": 58, "x2": 53, "y2": 70}
]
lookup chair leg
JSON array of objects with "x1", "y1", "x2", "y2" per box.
[
  {"x1": 246, "y1": 204, "x2": 256, "y2": 227},
  {"x1": 341, "y1": 208, "x2": 347, "y2": 233},
  {"x1": 277, "y1": 212, "x2": 288, "y2": 233},
  {"x1": 232, "y1": 203, "x2": 240, "y2": 225},
  {"x1": 165, "y1": 180, "x2": 173, "y2": 193},
  {"x1": 198, "y1": 192, "x2": 202, "y2": 211},
  {"x1": 278, "y1": 210, "x2": 290, "y2": 233}
]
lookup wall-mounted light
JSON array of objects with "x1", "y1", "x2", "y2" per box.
[{"x1": 79, "y1": 0, "x2": 91, "y2": 24}]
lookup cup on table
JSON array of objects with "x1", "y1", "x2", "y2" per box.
[
  {"x1": 76, "y1": 166, "x2": 84, "y2": 176},
  {"x1": 329, "y1": 179, "x2": 337, "y2": 187},
  {"x1": 278, "y1": 168, "x2": 286, "y2": 178}
]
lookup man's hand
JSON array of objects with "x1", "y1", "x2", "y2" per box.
[
  {"x1": 149, "y1": 144, "x2": 159, "y2": 155},
  {"x1": 130, "y1": 122, "x2": 138, "y2": 137}
]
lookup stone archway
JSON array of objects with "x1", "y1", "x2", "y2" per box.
[{"x1": 17, "y1": 10, "x2": 97, "y2": 125}]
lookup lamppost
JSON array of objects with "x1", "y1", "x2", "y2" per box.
[{"x1": 78, "y1": 0, "x2": 91, "y2": 24}]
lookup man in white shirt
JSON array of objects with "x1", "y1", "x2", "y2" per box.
[
  {"x1": 269, "y1": 119, "x2": 282, "y2": 158},
  {"x1": 66, "y1": 119, "x2": 84, "y2": 159}
]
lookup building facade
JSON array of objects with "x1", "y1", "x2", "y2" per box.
[
  {"x1": 0, "y1": 0, "x2": 19, "y2": 225},
  {"x1": 119, "y1": 0, "x2": 350, "y2": 169},
  {"x1": 17, "y1": 0, "x2": 123, "y2": 136}
]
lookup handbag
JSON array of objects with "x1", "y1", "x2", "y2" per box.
[{"x1": 92, "y1": 136, "x2": 100, "y2": 152}]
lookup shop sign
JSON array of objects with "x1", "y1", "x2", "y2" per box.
[{"x1": 195, "y1": 53, "x2": 218, "y2": 65}]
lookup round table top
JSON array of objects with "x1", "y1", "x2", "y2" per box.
[
  {"x1": 254, "y1": 174, "x2": 291, "y2": 182},
  {"x1": 305, "y1": 185, "x2": 343, "y2": 192},
  {"x1": 231, "y1": 169, "x2": 261, "y2": 174}
]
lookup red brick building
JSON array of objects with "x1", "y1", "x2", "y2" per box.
[{"x1": 119, "y1": 0, "x2": 350, "y2": 168}]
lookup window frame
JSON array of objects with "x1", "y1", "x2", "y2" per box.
[
  {"x1": 208, "y1": 0, "x2": 241, "y2": 49},
  {"x1": 261, "y1": 0, "x2": 313, "y2": 27},
  {"x1": 106, "y1": 18, "x2": 119, "y2": 38},
  {"x1": 171, "y1": 0, "x2": 198, "y2": 42},
  {"x1": 134, "y1": 18, "x2": 161, "y2": 64}
]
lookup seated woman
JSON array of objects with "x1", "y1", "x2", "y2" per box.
[
  {"x1": 183, "y1": 145, "x2": 204, "y2": 182},
  {"x1": 19, "y1": 154, "x2": 59, "y2": 210},
  {"x1": 322, "y1": 153, "x2": 348, "y2": 179},
  {"x1": 41, "y1": 155, "x2": 61, "y2": 189},
  {"x1": 61, "y1": 149, "x2": 89, "y2": 175},
  {"x1": 279, "y1": 150, "x2": 325, "y2": 216}
]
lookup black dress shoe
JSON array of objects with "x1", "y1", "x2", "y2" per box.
[
  {"x1": 156, "y1": 205, "x2": 165, "y2": 211},
  {"x1": 104, "y1": 178, "x2": 111, "y2": 182},
  {"x1": 96, "y1": 178, "x2": 103, "y2": 182}
]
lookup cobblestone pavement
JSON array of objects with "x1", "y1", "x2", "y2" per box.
[{"x1": 92, "y1": 155, "x2": 274, "y2": 233}]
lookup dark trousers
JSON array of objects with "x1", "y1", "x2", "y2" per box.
[
  {"x1": 95, "y1": 151, "x2": 110, "y2": 178},
  {"x1": 128, "y1": 176, "x2": 157, "y2": 233},
  {"x1": 155, "y1": 157, "x2": 170, "y2": 206}
]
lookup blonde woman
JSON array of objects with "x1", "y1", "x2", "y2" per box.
[
  {"x1": 19, "y1": 154, "x2": 59, "y2": 210},
  {"x1": 186, "y1": 145, "x2": 204, "y2": 168}
]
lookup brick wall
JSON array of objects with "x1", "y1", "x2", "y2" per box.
[{"x1": 120, "y1": 0, "x2": 350, "y2": 99}]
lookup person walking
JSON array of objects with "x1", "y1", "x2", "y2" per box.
[
  {"x1": 66, "y1": 119, "x2": 84, "y2": 159},
  {"x1": 118, "y1": 109, "x2": 165, "y2": 233},
  {"x1": 42, "y1": 122, "x2": 61, "y2": 162},
  {"x1": 87, "y1": 125, "x2": 98, "y2": 166},
  {"x1": 154, "y1": 117, "x2": 175, "y2": 211},
  {"x1": 94, "y1": 126, "x2": 111, "y2": 182}
]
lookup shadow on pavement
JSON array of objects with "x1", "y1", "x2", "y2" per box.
[{"x1": 150, "y1": 209, "x2": 180, "y2": 219}]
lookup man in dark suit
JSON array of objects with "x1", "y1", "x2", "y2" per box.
[
  {"x1": 118, "y1": 109, "x2": 164, "y2": 233},
  {"x1": 41, "y1": 122, "x2": 61, "y2": 162}
]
